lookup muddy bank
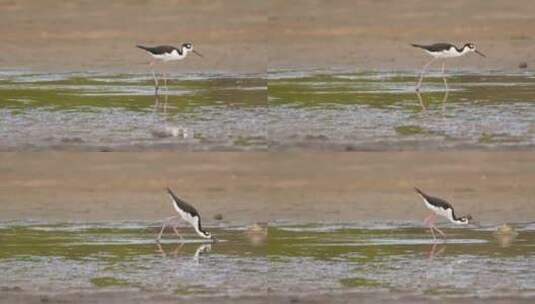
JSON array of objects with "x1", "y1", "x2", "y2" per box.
[
  {"x1": 2, "y1": 291, "x2": 533, "y2": 304},
  {"x1": 1, "y1": 71, "x2": 534, "y2": 152},
  {"x1": 0, "y1": 152, "x2": 534, "y2": 224},
  {"x1": 268, "y1": 0, "x2": 535, "y2": 71},
  {"x1": 2, "y1": 1, "x2": 535, "y2": 72},
  {"x1": 0, "y1": 0, "x2": 267, "y2": 74}
]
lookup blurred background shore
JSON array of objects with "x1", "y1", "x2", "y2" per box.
[
  {"x1": 1, "y1": 152, "x2": 533, "y2": 224},
  {"x1": 1, "y1": 0, "x2": 535, "y2": 73}
]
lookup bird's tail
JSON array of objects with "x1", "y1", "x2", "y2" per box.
[
  {"x1": 136, "y1": 45, "x2": 150, "y2": 51},
  {"x1": 166, "y1": 187, "x2": 187, "y2": 206},
  {"x1": 166, "y1": 187, "x2": 176, "y2": 198},
  {"x1": 411, "y1": 43, "x2": 424, "y2": 49},
  {"x1": 414, "y1": 187, "x2": 425, "y2": 196}
]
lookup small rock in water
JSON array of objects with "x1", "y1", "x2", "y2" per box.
[
  {"x1": 519, "y1": 62, "x2": 528, "y2": 69},
  {"x1": 213, "y1": 213, "x2": 223, "y2": 220}
]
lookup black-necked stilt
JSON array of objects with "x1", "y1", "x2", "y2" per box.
[
  {"x1": 157, "y1": 187, "x2": 214, "y2": 242},
  {"x1": 136, "y1": 42, "x2": 203, "y2": 95},
  {"x1": 411, "y1": 43, "x2": 485, "y2": 92},
  {"x1": 414, "y1": 187, "x2": 472, "y2": 240}
]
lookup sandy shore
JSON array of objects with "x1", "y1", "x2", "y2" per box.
[
  {"x1": 268, "y1": 0, "x2": 535, "y2": 71},
  {"x1": 0, "y1": 0, "x2": 267, "y2": 74},
  {"x1": 2, "y1": 290, "x2": 533, "y2": 304},
  {"x1": 1, "y1": 152, "x2": 534, "y2": 225},
  {"x1": 2, "y1": 0, "x2": 535, "y2": 73}
]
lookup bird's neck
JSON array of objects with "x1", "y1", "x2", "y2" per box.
[
  {"x1": 192, "y1": 218, "x2": 211, "y2": 238},
  {"x1": 458, "y1": 46, "x2": 471, "y2": 55},
  {"x1": 447, "y1": 209, "x2": 467, "y2": 224},
  {"x1": 180, "y1": 47, "x2": 189, "y2": 56}
]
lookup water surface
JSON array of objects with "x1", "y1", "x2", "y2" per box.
[
  {"x1": 1, "y1": 70, "x2": 534, "y2": 150},
  {"x1": 1, "y1": 222, "x2": 534, "y2": 299}
]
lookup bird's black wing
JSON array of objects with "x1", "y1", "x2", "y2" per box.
[
  {"x1": 411, "y1": 43, "x2": 455, "y2": 52},
  {"x1": 166, "y1": 188, "x2": 200, "y2": 217},
  {"x1": 136, "y1": 45, "x2": 181, "y2": 55},
  {"x1": 414, "y1": 188, "x2": 453, "y2": 210}
]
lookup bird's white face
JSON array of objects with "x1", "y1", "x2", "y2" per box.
[
  {"x1": 465, "y1": 43, "x2": 486, "y2": 57},
  {"x1": 203, "y1": 232, "x2": 217, "y2": 241},
  {"x1": 183, "y1": 42, "x2": 203, "y2": 57},
  {"x1": 466, "y1": 43, "x2": 476, "y2": 51},
  {"x1": 460, "y1": 215, "x2": 473, "y2": 224}
]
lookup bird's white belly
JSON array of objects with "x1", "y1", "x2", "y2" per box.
[
  {"x1": 426, "y1": 48, "x2": 462, "y2": 59},
  {"x1": 173, "y1": 204, "x2": 195, "y2": 224},
  {"x1": 424, "y1": 201, "x2": 453, "y2": 219},
  {"x1": 152, "y1": 50, "x2": 185, "y2": 62},
  {"x1": 172, "y1": 204, "x2": 205, "y2": 237}
]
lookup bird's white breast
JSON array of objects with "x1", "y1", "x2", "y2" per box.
[
  {"x1": 426, "y1": 47, "x2": 463, "y2": 59},
  {"x1": 424, "y1": 200, "x2": 456, "y2": 223},
  {"x1": 172, "y1": 202, "x2": 207, "y2": 237},
  {"x1": 173, "y1": 203, "x2": 196, "y2": 225},
  {"x1": 152, "y1": 49, "x2": 186, "y2": 61}
]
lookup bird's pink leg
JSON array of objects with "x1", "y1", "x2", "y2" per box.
[
  {"x1": 157, "y1": 216, "x2": 179, "y2": 241},
  {"x1": 416, "y1": 57, "x2": 436, "y2": 92},
  {"x1": 157, "y1": 222, "x2": 166, "y2": 241},
  {"x1": 172, "y1": 225, "x2": 183, "y2": 240},
  {"x1": 433, "y1": 226, "x2": 447, "y2": 238},
  {"x1": 150, "y1": 60, "x2": 159, "y2": 95},
  {"x1": 441, "y1": 61, "x2": 449, "y2": 110},
  {"x1": 426, "y1": 214, "x2": 447, "y2": 239},
  {"x1": 424, "y1": 213, "x2": 436, "y2": 227},
  {"x1": 424, "y1": 213, "x2": 437, "y2": 240}
]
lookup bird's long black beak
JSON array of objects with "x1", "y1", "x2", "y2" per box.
[
  {"x1": 193, "y1": 50, "x2": 203, "y2": 58},
  {"x1": 475, "y1": 50, "x2": 486, "y2": 57}
]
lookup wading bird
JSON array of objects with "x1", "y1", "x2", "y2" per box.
[
  {"x1": 157, "y1": 188, "x2": 214, "y2": 242},
  {"x1": 136, "y1": 42, "x2": 203, "y2": 95},
  {"x1": 411, "y1": 43, "x2": 485, "y2": 92},
  {"x1": 414, "y1": 187, "x2": 472, "y2": 240}
]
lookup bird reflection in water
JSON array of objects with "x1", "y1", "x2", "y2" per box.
[
  {"x1": 426, "y1": 242, "x2": 446, "y2": 261},
  {"x1": 155, "y1": 242, "x2": 212, "y2": 261}
]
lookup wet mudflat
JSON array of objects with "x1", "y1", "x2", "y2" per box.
[
  {"x1": 1, "y1": 222, "x2": 534, "y2": 302},
  {"x1": 268, "y1": 70, "x2": 535, "y2": 150},
  {"x1": 1, "y1": 70, "x2": 534, "y2": 151},
  {"x1": 0, "y1": 71, "x2": 267, "y2": 151}
]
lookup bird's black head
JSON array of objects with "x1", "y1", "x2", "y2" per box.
[{"x1": 464, "y1": 42, "x2": 476, "y2": 50}]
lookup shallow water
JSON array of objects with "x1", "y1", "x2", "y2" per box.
[
  {"x1": 1, "y1": 222, "x2": 534, "y2": 299},
  {"x1": 0, "y1": 71, "x2": 267, "y2": 151},
  {"x1": 268, "y1": 70, "x2": 535, "y2": 150},
  {"x1": 1, "y1": 70, "x2": 534, "y2": 151}
]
